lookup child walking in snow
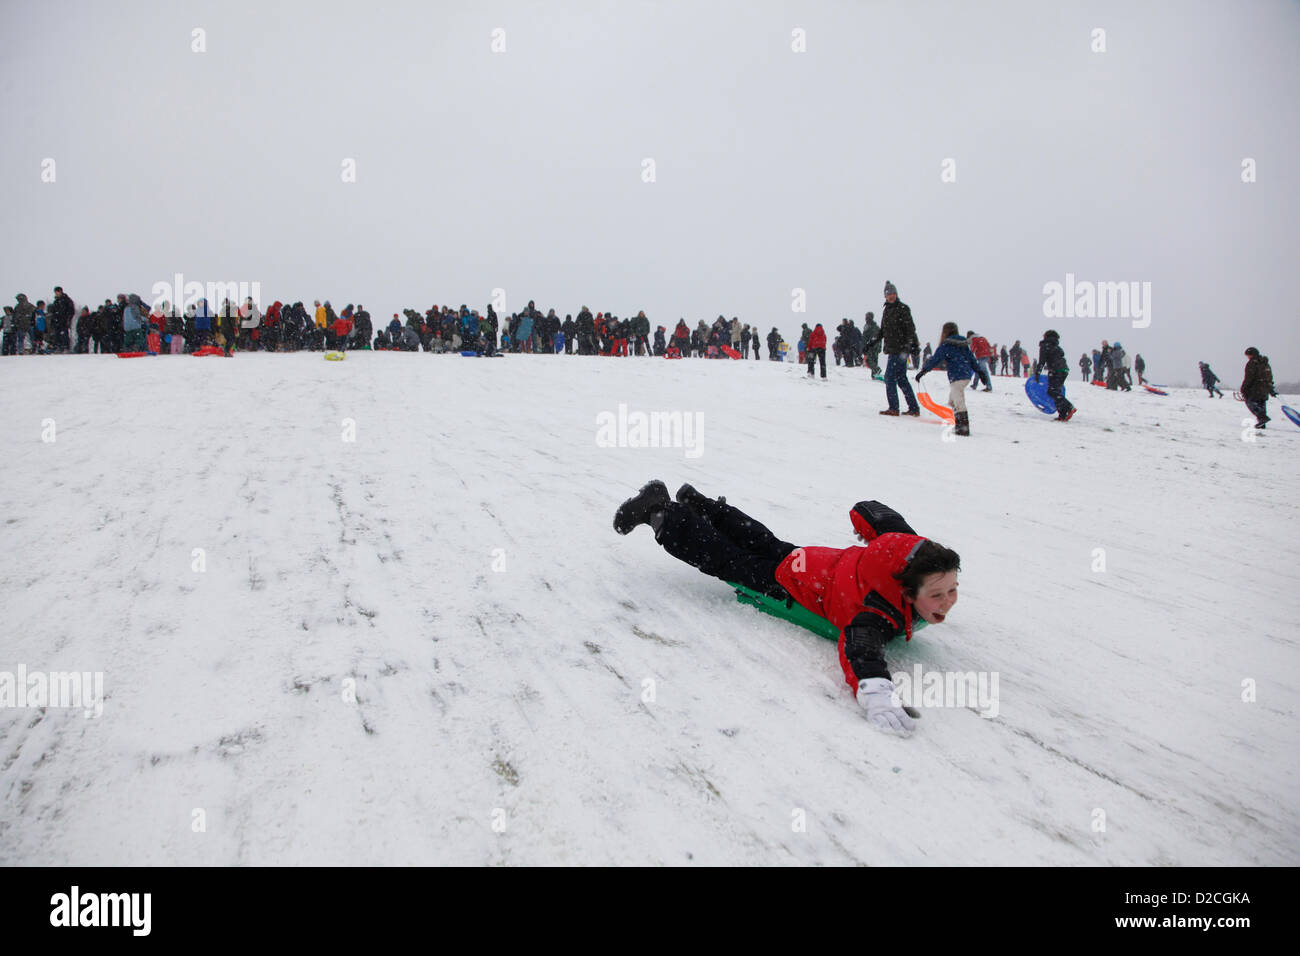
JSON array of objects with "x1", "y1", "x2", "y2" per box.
[{"x1": 915, "y1": 322, "x2": 976, "y2": 436}]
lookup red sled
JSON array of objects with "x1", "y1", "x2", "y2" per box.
[
  {"x1": 665, "y1": 347, "x2": 682, "y2": 359},
  {"x1": 192, "y1": 345, "x2": 229, "y2": 357},
  {"x1": 147, "y1": 333, "x2": 162, "y2": 354},
  {"x1": 115, "y1": 351, "x2": 151, "y2": 358},
  {"x1": 720, "y1": 344, "x2": 742, "y2": 360}
]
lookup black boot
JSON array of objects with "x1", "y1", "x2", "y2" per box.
[
  {"x1": 955, "y1": 411, "x2": 970, "y2": 436},
  {"x1": 675, "y1": 483, "x2": 725, "y2": 515},
  {"x1": 614, "y1": 480, "x2": 671, "y2": 535}
]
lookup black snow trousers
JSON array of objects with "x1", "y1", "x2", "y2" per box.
[
  {"x1": 1048, "y1": 373, "x2": 1074, "y2": 418},
  {"x1": 652, "y1": 500, "x2": 797, "y2": 600},
  {"x1": 806, "y1": 348, "x2": 827, "y2": 378}
]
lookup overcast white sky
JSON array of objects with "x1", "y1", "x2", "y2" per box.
[{"x1": 2, "y1": 0, "x2": 1296, "y2": 382}]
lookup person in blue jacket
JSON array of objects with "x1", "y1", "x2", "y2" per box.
[
  {"x1": 459, "y1": 305, "x2": 480, "y2": 350},
  {"x1": 915, "y1": 322, "x2": 977, "y2": 436}
]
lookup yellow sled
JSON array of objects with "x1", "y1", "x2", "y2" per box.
[{"x1": 324, "y1": 351, "x2": 346, "y2": 361}]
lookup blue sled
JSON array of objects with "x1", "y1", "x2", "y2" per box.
[{"x1": 1025, "y1": 375, "x2": 1058, "y2": 415}]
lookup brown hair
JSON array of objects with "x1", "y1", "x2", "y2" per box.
[{"x1": 896, "y1": 540, "x2": 961, "y2": 598}]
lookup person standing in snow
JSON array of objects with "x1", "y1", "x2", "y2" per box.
[
  {"x1": 916, "y1": 323, "x2": 977, "y2": 435},
  {"x1": 1033, "y1": 329, "x2": 1076, "y2": 422},
  {"x1": 806, "y1": 323, "x2": 828, "y2": 379},
  {"x1": 353, "y1": 305, "x2": 373, "y2": 350},
  {"x1": 966, "y1": 330, "x2": 993, "y2": 391},
  {"x1": 613, "y1": 480, "x2": 960, "y2": 734},
  {"x1": 49, "y1": 286, "x2": 75, "y2": 353},
  {"x1": 862, "y1": 311, "x2": 882, "y2": 374},
  {"x1": 217, "y1": 298, "x2": 239, "y2": 355},
  {"x1": 670, "y1": 318, "x2": 688, "y2": 358},
  {"x1": 1107, "y1": 341, "x2": 1131, "y2": 391},
  {"x1": 1240, "y1": 347, "x2": 1276, "y2": 429},
  {"x1": 1199, "y1": 362, "x2": 1224, "y2": 398},
  {"x1": 1134, "y1": 353, "x2": 1146, "y2": 385},
  {"x1": 843, "y1": 319, "x2": 862, "y2": 369},
  {"x1": 74, "y1": 306, "x2": 93, "y2": 354},
  {"x1": 561, "y1": 313, "x2": 576, "y2": 354},
  {"x1": 13, "y1": 294, "x2": 36, "y2": 353},
  {"x1": 1008, "y1": 340, "x2": 1024, "y2": 378},
  {"x1": 1079, "y1": 352, "x2": 1092, "y2": 382},
  {"x1": 865, "y1": 281, "x2": 920, "y2": 417},
  {"x1": 999, "y1": 344, "x2": 1009, "y2": 376},
  {"x1": 767, "y1": 326, "x2": 781, "y2": 361},
  {"x1": 239, "y1": 296, "x2": 262, "y2": 350},
  {"x1": 1, "y1": 305, "x2": 15, "y2": 356}
]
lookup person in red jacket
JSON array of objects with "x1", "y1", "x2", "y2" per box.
[
  {"x1": 966, "y1": 330, "x2": 993, "y2": 391},
  {"x1": 332, "y1": 313, "x2": 354, "y2": 351},
  {"x1": 806, "y1": 323, "x2": 828, "y2": 379},
  {"x1": 613, "y1": 481, "x2": 960, "y2": 733}
]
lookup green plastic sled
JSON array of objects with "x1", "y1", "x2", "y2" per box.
[{"x1": 728, "y1": 581, "x2": 927, "y2": 641}]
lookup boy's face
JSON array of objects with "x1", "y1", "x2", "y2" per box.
[{"x1": 911, "y1": 571, "x2": 959, "y2": 624}]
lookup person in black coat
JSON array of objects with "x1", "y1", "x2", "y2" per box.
[
  {"x1": 1008, "y1": 340, "x2": 1024, "y2": 378},
  {"x1": 1240, "y1": 348, "x2": 1276, "y2": 428},
  {"x1": 1198, "y1": 361, "x2": 1224, "y2": 398},
  {"x1": 864, "y1": 281, "x2": 920, "y2": 415},
  {"x1": 48, "y1": 287, "x2": 75, "y2": 353},
  {"x1": 562, "y1": 314, "x2": 576, "y2": 354},
  {"x1": 1033, "y1": 330, "x2": 1076, "y2": 422},
  {"x1": 844, "y1": 320, "x2": 862, "y2": 368}
]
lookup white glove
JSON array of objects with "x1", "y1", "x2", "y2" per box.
[{"x1": 857, "y1": 677, "x2": 916, "y2": 734}]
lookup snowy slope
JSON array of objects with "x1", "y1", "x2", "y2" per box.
[{"x1": 1, "y1": 352, "x2": 1297, "y2": 866}]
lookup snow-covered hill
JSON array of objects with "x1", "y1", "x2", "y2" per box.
[{"x1": 1, "y1": 352, "x2": 1296, "y2": 865}]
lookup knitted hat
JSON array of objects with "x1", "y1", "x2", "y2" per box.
[{"x1": 883, "y1": 281, "x2": 897, "y2": 296}]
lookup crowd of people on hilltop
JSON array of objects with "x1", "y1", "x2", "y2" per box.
[
  {"x1": 3, "y1": 283, "x2": 1283, "y2": 427},
  {"x1": 0, "y1": 287, "x2": 796, "y2": 361}
]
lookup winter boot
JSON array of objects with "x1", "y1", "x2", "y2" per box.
[
  {"x1": 955, "y1": 411, "x2": 970, "y2": 436},
  {"x1": 902, "y1": 408, "x2": 921, "y2": 417},
  {"x1": 675, "y1": 483, "x2": 725, "y2": 515},
  {"x1": 613, "y1": 480, "x2": 671, "y2": 535},
  {"x1": 879, "y1": 408, "x2": 900, "y2": 416}
]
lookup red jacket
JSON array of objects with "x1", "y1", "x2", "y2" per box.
[
  {"x1": 808, "y1": 325, "x2": 827, "y2": 349},
  {"x1": 774, "y1": 508, "x2": 927, "y2": 696},
  {"x1": 969, "y1": 335, "x2": 992, "y2": 359}
]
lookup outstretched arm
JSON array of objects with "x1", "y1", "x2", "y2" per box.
[{"x1": 840, "y1": 608, "x2": 916, "y2": 734}]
